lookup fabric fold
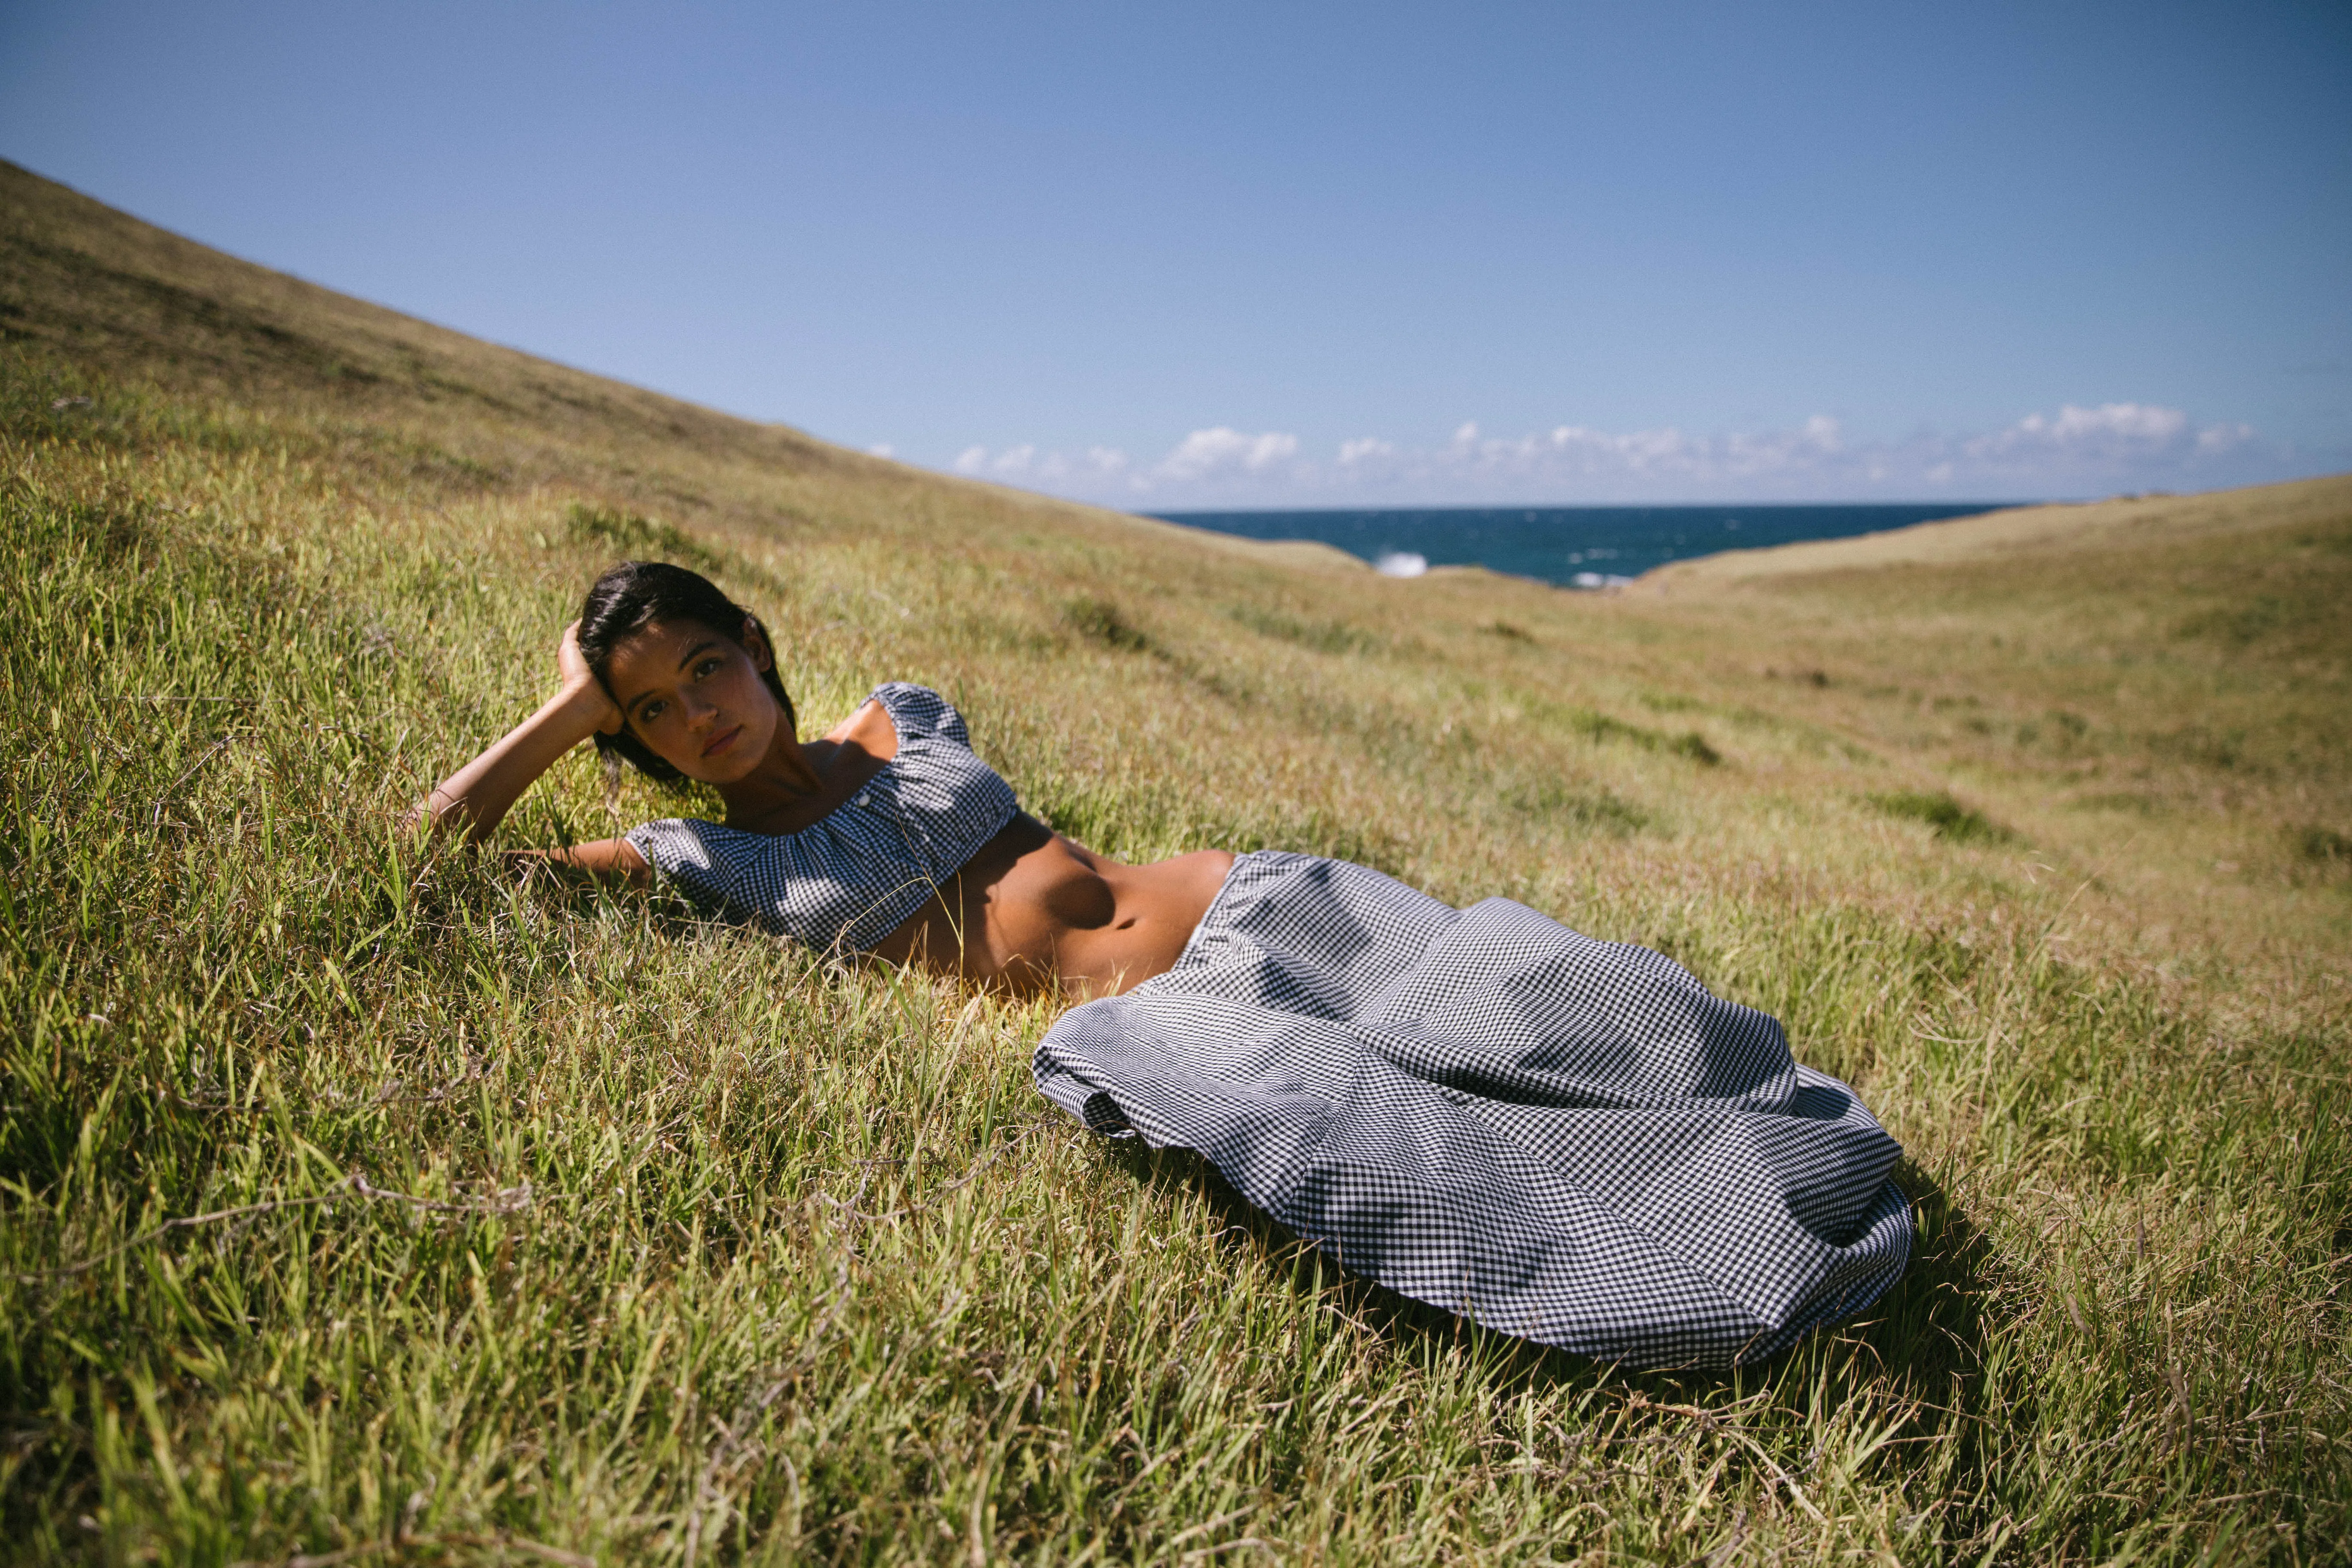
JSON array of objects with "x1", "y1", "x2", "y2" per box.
[{"x1": 1034, "y1": 851, "x2": 1912, "y2": 1367}]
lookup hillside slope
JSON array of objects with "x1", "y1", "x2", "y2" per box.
[
  {"x1": 3, "y1": 159, "x2": 2347, "y2": 1564},
  {"x1": 1638, "y1": 474, "x2": 2352, "y2": 586}
]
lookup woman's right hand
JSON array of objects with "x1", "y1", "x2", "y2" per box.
[
  {"x1": 558, "y1": 620, "x2": 624, "y2": 736},
  {"x1": 418, "y1": 619, "x2": 627, "y2": 843}
]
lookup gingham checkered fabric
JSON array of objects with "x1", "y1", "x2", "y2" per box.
[
  {"x1": 627, "y1": 683, "x2": 1019, "y2": 956},
  {"x1": 1035, "y1": 852, "x2": 1912, "y2": 1367}
]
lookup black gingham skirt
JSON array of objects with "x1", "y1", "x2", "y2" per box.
[{"x1": 1033, "y1": 853, "x2": 1912, "y2": 1367}]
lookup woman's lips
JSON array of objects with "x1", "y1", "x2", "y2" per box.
[{"x1": 701, "y1": 724, "x2": 743, "y2": 759}]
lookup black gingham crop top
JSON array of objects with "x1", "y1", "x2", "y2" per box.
[{"x1": 624, "y1": 682, "x2": 1021, "y2": 954}]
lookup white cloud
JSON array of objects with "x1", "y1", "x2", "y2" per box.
[
  {"x1": 1965, "y1": 402, "x2": 2192, "y2": 461},
  {"x1": 953, "y1": 444, "x2": 1046, "y2": 478},
  {"x1": 941, "y1": 402, "x2": 2286, "y2": 507},
  {"x1": 2070, "y1": 403, "x2": 2179, "y2": 440},
  {"x1": 867, "y1": 442, "x2": 895, "y2": 458},
  {"x1": 1151, "y1": 427, "x2": 1301, "y2": 483},
  {"x1": 950, "y1": 441, "x2": 1132, "y2": 486}
]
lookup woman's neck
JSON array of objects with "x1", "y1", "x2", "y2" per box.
[
  {"x1": 716, "y1": 696, "x2": 900, "y2": 834},
  {"x1": 716, "y1": 725, "x2": 830, "y2": 831}
]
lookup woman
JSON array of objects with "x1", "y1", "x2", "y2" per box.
[{"x1": 427, "y1": 560, "x2": 1913, "y2": 1367}]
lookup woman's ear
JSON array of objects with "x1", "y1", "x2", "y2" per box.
[{"x1": 741, "y1": 615, "x2": 775, "y2": 672}]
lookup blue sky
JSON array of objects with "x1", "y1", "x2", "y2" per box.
[{"x1": 4, "y1": 1, "x2": 2347, "y2": 507}]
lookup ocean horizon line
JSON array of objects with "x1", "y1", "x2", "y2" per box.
[
  {"x1": 1144, "y1": 500, "x2": 2034, "y2": 588},
  {"x1": 1150, "y1": 499, "x2": 2033, "y2": 516}
]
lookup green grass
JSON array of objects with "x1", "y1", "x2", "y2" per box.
[
  {"x1": 565, "y1": 502, "x2": 736, "y2": 579},
  {"x1": 3, "y1": 158, "x2": 2350, "y2": 1564},
  {"x1": 1868, "y1": 790, "x2": 2010, "y2": 845},
  {"x1": 2296, "y1": 825, "x2": 2352, "y2": 868},
  {"x1": 1061, "y1": 597, "x2": 1157, "y2": 657}
]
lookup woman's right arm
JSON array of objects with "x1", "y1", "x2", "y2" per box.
[{"x1": 417, "y1": 622, "x2": 632, "y2": 854}]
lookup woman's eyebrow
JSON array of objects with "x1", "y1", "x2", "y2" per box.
[{"x1": 622, "y1": 640, "x2": 724, "y2": 715}]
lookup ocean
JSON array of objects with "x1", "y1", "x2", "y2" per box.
[{"x1": 1149, "y1": 503, "x2": 2020, "y2": 588}]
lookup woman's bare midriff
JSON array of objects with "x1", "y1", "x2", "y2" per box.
[{"x1": 866, "y1": 813, "x2": 1235, "y2": 998}]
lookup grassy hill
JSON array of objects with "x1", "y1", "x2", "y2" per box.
[{"x1": 3, "y1": 158, "x2": 2346, "y2": 1564}]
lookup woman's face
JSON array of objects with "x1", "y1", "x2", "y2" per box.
[{"x1": 602, "y1": 617, "x2": 785, "y2": 782}]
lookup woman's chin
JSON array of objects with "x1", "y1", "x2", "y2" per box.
[
  {"x1": 686, "y1": 744, "x2": 767, "y2": 786},
  {"x1": 679, "y1": 757, "x2": 749, "y2": 787}
]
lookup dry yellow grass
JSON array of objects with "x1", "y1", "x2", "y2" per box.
[{"x1": 1638, "y1": 475, "x2": 2352, "y2": 586}]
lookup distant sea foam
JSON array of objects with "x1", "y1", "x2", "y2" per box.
[{"x1": 1154, "y1": 503, "x2": 2018, "y2": 589}]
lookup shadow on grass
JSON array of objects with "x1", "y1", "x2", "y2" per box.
[
  {"x1": 1850, "y1": 1157, "x2": 1999, "y2": 1383},
  {"x1": 1108, "y1": 1142, "x2": 1998, "y2": 1401}
]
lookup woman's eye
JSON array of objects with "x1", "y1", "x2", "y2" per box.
[
  {"x1": 640, "y1": 700, "x2": 666, "y2": 722},
  {"x1": 695, "y1": 658, "x2": 722, "y2": 679}
]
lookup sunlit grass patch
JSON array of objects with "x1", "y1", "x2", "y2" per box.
[
  {"x1": 2, "y1": 155, "x2": 2349, "y2": 1563},
  {"x1": 2069, "y1": 789, "x2": 2164, "y2": 816}
]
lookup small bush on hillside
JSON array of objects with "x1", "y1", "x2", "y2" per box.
[
  {"x1": 1671, "y1": 731, "x2": 1723, "y2": 767},
  {"x1": 1562, "y1": 707, "x2": 1722, "y2": 766},
  {"x1": 2172, "y1": 593, "x2": 2290, "y2": 647},
  {"x1": 1063, "y1": 596, "x2": 1153, "y2": 654},
  {"x1": 2295, "y1": 824, "x2": 2352, "y2": 869},
  {"x1": 1870, "y1": 789, "x2": 2011, "y2": 844},
  {"x1": 1502, "y1": 779, "x2": 1650, "y2": 835},
  {"x1": 566, "y1": 502, "x2": 727, "y2": 574},
  {"x1": 1226, "y1": 603, "x2": 1381, "y2": 656}
]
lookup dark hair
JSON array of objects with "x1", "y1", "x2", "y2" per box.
[{"x1": 575, "y1": 560, "x2": 796, "y2": 782}]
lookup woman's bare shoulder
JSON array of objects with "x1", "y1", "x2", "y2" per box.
[{"x1": 815, "y1": 697, "x2": 899, "y2": 764}]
